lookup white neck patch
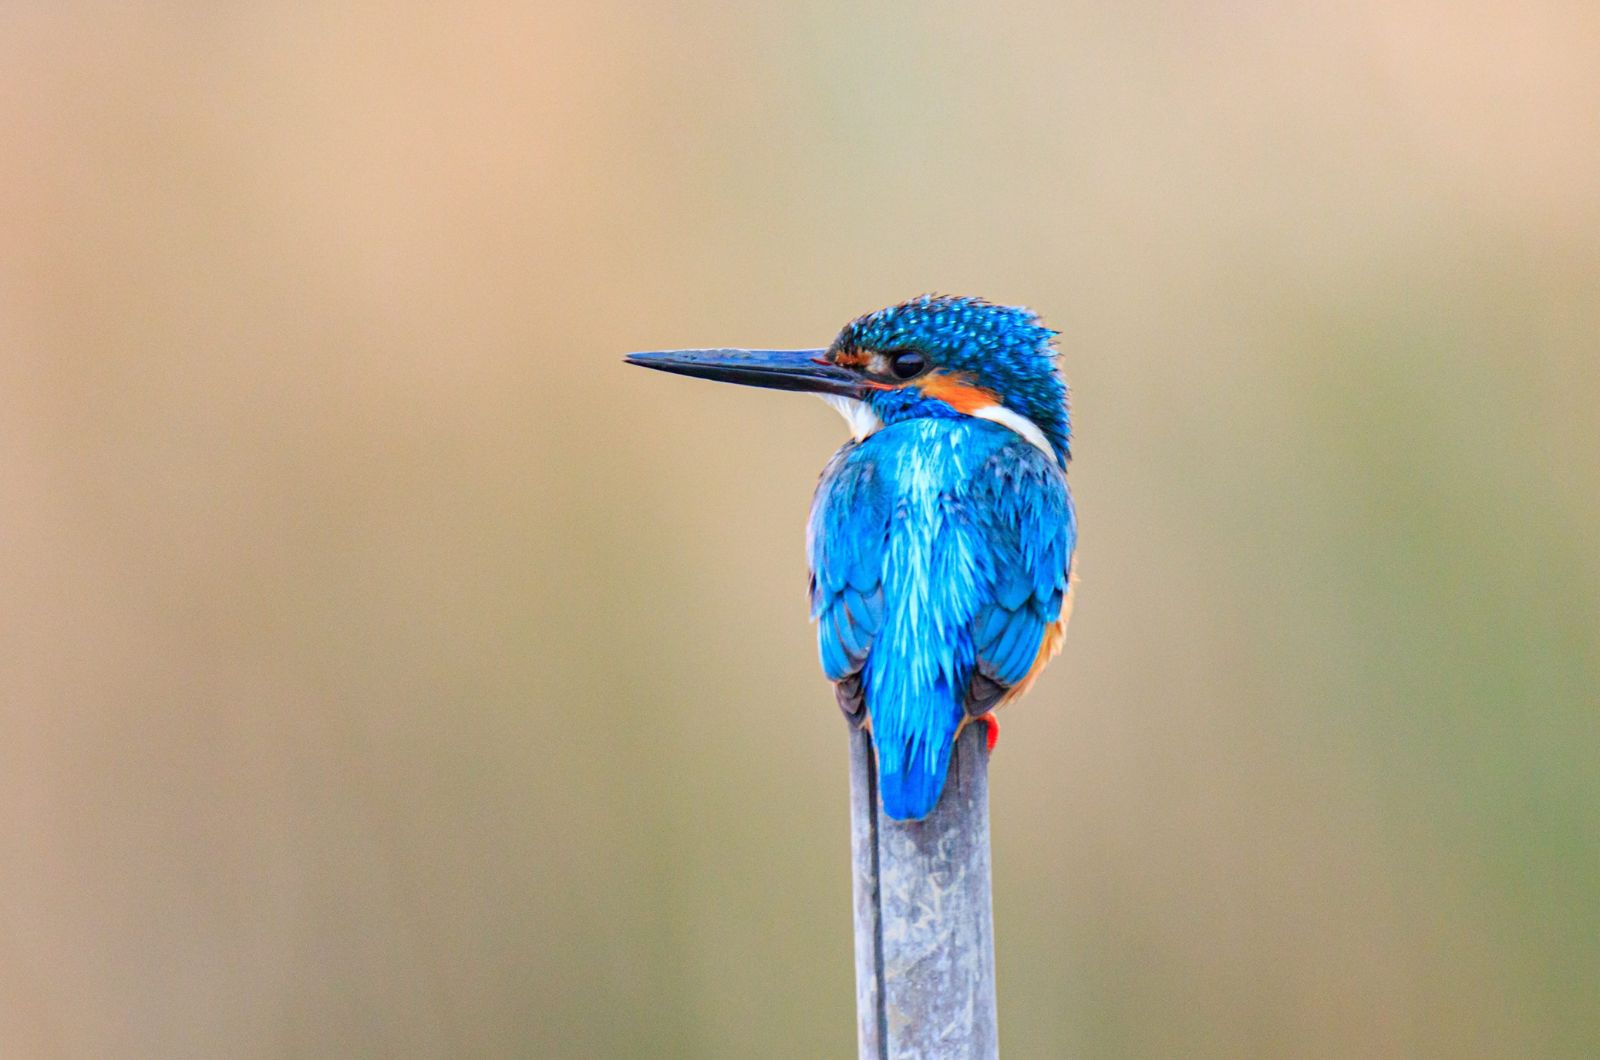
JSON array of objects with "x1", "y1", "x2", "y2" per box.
[
  {"x1": 970, "y1": 403, "x2": 1057, "y2": 461},
  {"x1": 818, "y1": 394, "x2": 884, "y2": 441}
]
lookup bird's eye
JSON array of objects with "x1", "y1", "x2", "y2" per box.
[{"x1": 888, "y1": 350, "x2": 926, "y2": 379}]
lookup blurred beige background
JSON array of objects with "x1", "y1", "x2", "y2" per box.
[{"x1": 3, "y1": 3, "x2": 1598, "y2": 1057}]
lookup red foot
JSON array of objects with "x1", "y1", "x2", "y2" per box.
[{"x1": 978, "y1": 713, "x2": 999, "y2": 752}]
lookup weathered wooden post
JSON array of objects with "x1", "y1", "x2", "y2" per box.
[{"x1": 849, "y1": 724, "x2": 999, "y2": 1059}]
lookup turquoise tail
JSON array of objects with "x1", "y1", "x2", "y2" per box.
[{"x1": 876, "y1": 730, "x2": 956, "y2": 821}]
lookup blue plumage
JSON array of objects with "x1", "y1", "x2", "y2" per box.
[
  {"x1": 627, "y1": 295, "x2": 1077, "y2": 820},
  {"x1": 809, "y1": 418, "x2": 1074, "y2": 819}
]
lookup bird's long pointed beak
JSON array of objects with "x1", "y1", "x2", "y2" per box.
[{"x1": 624, "y1": 348, "x2": 866, "y2": 398}]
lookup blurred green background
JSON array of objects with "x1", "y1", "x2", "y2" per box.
[{"x1": 3, "y1": 3, "x2": 1598, "y2": 1057}]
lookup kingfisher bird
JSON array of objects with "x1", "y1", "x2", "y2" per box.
[{"x1": 627, "y1": 295, "x2": 1076, "y2": 821}]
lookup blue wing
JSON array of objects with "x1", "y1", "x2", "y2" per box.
[
  {"x1": 807, "y1": 443, "x2": 891, "y2": 724},
  {"x1": 809, "y1": 422, "x2": 1075, "y2": 820},
  {"x1": 965, "y1": 440, "x2": 1076, "y2": 712}
]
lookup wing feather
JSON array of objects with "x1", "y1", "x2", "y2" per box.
[
  {"x1": 809, "y1": 446, "x2": 891, "y2": 719},
  {"x1": 962, "y1": 442, "x2": 1076, "y2": 715}
]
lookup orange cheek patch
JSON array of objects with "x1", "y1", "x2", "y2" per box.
[{"x1": 916, "y1": 372, "x2": 1001, "y2": 414}]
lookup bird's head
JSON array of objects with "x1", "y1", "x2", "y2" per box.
[{"x1": 626, "y1": 295, "x2": 1070, "y2": 466}]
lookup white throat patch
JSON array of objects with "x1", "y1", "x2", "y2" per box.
[
  {"x1": 819, "y1": 392, "x2": 1055, "y2": 460},
  {"x1": 818, "y1": 394, "x2": 884, "y2": 441}
]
